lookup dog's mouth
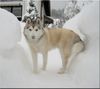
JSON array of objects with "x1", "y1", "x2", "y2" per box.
[
  {"x1": 32, "y1": 36, "x2": 35, "y2": 39},
  {"x1": 31, "y1": 36, "x2": 41, "y2": 39},
  {"x1": 31, "y1": 34, "x2": 44, "y2": 41}
]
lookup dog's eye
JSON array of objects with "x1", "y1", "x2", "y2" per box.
[
  {"x1": 29, "y1": 29, "x2": 32, "y2": 31},
  {"x1": 35, "y1": 29, "x2": 38, "y2": 31}
]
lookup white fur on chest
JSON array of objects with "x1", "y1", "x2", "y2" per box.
[{"x1": 30, "y1": 38, "x2": 46, "y2": 53}]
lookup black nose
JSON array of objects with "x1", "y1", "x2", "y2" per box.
[{"x1": 32, "y1": 36, "x2": 35, "y2": 39}]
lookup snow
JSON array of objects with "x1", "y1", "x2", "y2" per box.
[
  {"x1": 0, "y1": 8, "x2": 21, "y2": 52},
  {"x1": 22, "y1": 0, "x2": 38, "y2": 22},
  {"x1": 63, "y1": 1, "x2": 99, "y2": 87},
  {"x1": 0, "y1": 1, "x2": 99, "y2": 88}
]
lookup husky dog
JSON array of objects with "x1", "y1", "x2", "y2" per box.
[{"x1": 23, "y1": 17, "x2": 85, "y2": 74}]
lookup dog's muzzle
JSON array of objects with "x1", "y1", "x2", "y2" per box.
[{"x1": 32, "y1": 36, "x2": 35, "y2": 39}]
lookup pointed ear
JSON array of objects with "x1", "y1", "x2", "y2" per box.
[
  {"x1": 24, "y1": 18, "x2": 32, "y2": 29},
  {"x1": 36, "y1": 17, "x2": 41, "y2": 25},
  {"x1": 26, "y1": 18, "x2": 31, "y2": 24}
]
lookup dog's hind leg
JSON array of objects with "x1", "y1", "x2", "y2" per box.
[{"x1": 58, "y1": 47, "x2": 71, "y2": 74}]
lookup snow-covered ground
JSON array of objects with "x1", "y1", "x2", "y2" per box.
[{"x1": 0, "y1": 1, "x2": 99, "y2": 88}]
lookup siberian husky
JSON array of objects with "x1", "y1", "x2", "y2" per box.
[{"x1": 23, "y1": 17, "x2": 85, "y2": 74}]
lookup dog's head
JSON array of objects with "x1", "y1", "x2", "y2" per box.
[{"x1": 24, "y1": 17, "x2": 44, "y2": 41}]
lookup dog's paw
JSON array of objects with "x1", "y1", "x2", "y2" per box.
[{"x1": 58, "y1": 68, "x2": 65, "y2": 74}]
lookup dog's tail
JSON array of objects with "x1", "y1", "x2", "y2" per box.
[
  {"x1": 67, "y1": 38, "x2": 85, "y2": 70},
  {"x1": 71, "y1": 33, "x2": 85, "y2": 56},
  {"x1": 72, "y1": 40, "x2": 85, "y2": 55}
]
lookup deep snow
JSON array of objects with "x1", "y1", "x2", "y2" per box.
[
  {"x1": 0, "y1": 1, "x2": 99, "y2": 88},
  {"x1": 0, "y1": 8, "x2": 21, "y2": 52}
]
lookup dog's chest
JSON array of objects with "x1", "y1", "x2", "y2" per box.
[
  {"x1": 36, "y1": 45, "x2": 44, "y2": 52},
  {"x1": 32, "y1": 40, "x2": 46, "y2": 53}
]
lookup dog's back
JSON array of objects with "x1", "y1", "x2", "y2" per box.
[{"x1": 44, "y1": 28, "x2": 83, "y2": 49}]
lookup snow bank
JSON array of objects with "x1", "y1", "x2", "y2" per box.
[
  {"x1": 63, "y1": 1, "x2": 99, "y2": 44},
  {"x1": 63, "y1": 1, "x2": 99, "y2": 88},
  {"x1": 0, "y1": 8, "x2": 21, "y2": 52}
]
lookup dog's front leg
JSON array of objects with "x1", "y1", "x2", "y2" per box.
[
  {"x1": 30, "y1": 49, "x2": 38, "y2": 74},
  {"x1": 42, "y1": 52, "x2": 48, "y2": 70},
  {"x1": 32, "y1": 53, "x2": 38, "y2": 73}
]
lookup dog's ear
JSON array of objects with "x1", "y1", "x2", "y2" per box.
[
  {"x1": 24, "y1": 18, "x2": 32, "y2": 29},
  {"x1": 26, "y1": 18, "x2": 32, "y2": 24},
  {"x1": 36, "y1": 17, "x2": 41, "y2": 25}
]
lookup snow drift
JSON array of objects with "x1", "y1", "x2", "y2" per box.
[
  {"x1": 63, "y1": 1, "x2": 99, "y2": 87},
  {"x1": 63, "y1": 1, "x2": 99, "y2": 43},
  {"x1": 0, "y1": 8, "x2": 21, "y2": 52},
  {"x1": 0, "y1": 1, "x2": 99, "y2": 88}
]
